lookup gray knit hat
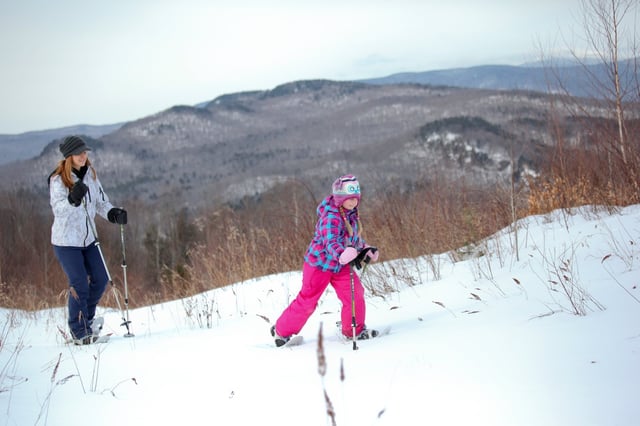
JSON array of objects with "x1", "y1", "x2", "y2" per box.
[{"x1": 59, "y1": 135, "x2": 91, "y2": 158}]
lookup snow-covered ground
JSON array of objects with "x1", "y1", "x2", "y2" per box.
[{"x1": 1, "y1": 205, "x2": 639, "y2": 426}]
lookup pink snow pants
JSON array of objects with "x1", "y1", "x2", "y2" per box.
[{"x1": 275, "y1": 262, "x2": 366, "y2": 338}]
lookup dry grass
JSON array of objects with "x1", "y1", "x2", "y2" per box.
[
  {"x1": 1, "y1": 176, "x2": 513, "y2": 310},
  {"x1": 0, "y1": 167, "x2": 636, "y2": 310}
]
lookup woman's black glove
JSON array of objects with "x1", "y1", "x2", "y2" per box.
[
  {"x1": 108, "y1": 207, "x2": 128, "y2": 225},
  {"x1": 68, "y1": 182, "x2": 88, "y2": 207}
]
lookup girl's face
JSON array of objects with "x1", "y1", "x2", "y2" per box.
[
  {"x1": 71, "y1": 151, "x2": 88, "y2": 169},
  {"x1": 342, "y1": 198, "x2": 359, "y2": 210}
]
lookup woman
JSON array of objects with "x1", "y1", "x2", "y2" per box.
[
  {"x1": 48, "y1": 135, "x2": 127, "y2": 345},
  {"x1": 271, "y1": 174, "x2": 380, "y2": 346}
]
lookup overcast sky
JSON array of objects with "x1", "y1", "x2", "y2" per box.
[{"x1": 0, "y1": 0, "x2": 584, "y2": 134}]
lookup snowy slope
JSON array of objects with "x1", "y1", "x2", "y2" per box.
[{"x1": 1, "y1": 205, "x2": 639, "y2": 426}]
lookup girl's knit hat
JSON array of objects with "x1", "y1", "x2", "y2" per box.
[{"x1": 332, "y1": 174, "x2": 361, "y2": 207}]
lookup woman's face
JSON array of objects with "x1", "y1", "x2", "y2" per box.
[
  {"x1": 71, "y1": 151, "x2": 88, "y2": 169},
  {"x1": 342, "y1": 198, "x2": 359, "y2": 210}
]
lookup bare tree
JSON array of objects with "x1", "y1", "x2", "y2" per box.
[
  {"x1": 579, "y1": 0, "x2": 636, "y2": 165},
  {"x1": 543, "y1": 0, "x2": 640, "y2": 200}
]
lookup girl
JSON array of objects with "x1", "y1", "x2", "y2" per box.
[
  {"x1": 271, "y1": 174, "x2": 379, "y2": 346},
  {"x1": 48, "y1": 135, "x2": 127, "y2": 345}
]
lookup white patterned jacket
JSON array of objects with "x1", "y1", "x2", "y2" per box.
[{"x1": 49, "y1": 170, "x2": 114, "y2": 247}]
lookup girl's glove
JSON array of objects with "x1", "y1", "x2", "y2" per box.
[
  {"x1": 365, "y1": 245, "x2": 379, "y2": 262},
  {"x1": 351, "y1": 246, "x2": 378, "y2": 269},
  {"x1": 339, "y1": 246, "x2": 358, "y2": 265}
]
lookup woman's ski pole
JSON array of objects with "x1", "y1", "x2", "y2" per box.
[
  {"x1": 119, "y1": 223, "x2": 134, "y2": 337},
  {"x1": 83, "y1": 201, "x2": 134, "y2": 336}
]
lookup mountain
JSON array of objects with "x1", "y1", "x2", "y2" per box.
[
  {"x1": 362, "y1": 64, "x2": 549, "y2": 91},
  {"x1": 360, "y1": 60, "x2": 638, "y2": 99},
  {"x1": 0, "y1": 58, "x2": 629, "y2": 169},
  {"x1": 0, "y1": 123, "x2": 123, "y2": 165},
  {"x1": 1, "y1": 79, "x2": 579, "y2": 209}
]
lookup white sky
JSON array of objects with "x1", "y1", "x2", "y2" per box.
[{"x1": 0, "y1": 0, "x2": 583, "y2": 134}]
